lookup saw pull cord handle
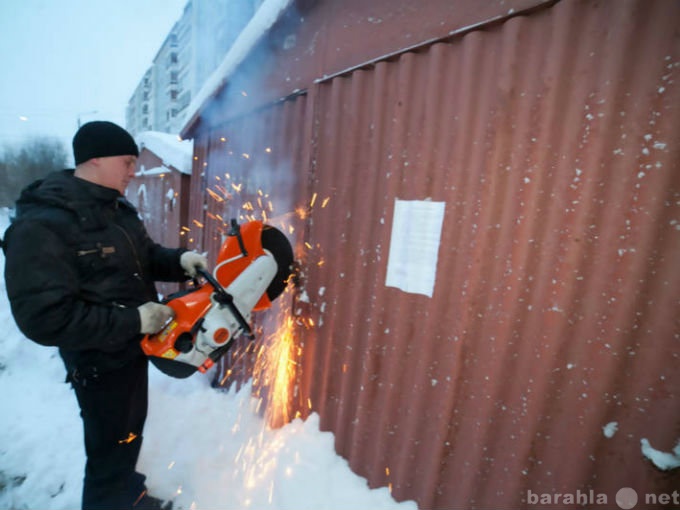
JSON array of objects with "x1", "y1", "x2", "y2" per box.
[{"x1": 195, "y1": 267, "x2": 255, "y2": 340}]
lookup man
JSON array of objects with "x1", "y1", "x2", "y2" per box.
[{"x1": 2, "y1": 121, "x2": 207, "y2": 510}]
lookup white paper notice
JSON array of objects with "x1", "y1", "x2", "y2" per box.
[{"x1": 385, "y1": 199, "x2": 446, "y2": 297}]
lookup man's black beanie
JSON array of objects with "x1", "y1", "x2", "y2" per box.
[{"x1": 72, "y1": 121, "x2": 139, "y2": 165}]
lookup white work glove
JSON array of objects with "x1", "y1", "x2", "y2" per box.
[
  {"x1": 180, "y1": 251, "x2": 208, "y2": 278},
  {"x1": 137, "y1": 302, "x2": 175, "y2": 334}
]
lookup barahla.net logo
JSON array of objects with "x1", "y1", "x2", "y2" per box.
[{"x1": 527, "y1": 487, "x2": 680, "y2": 508}]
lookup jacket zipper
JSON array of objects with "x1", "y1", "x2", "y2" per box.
[{"x1": 112, "y1": 223, "x2": 145, "y2": 281}]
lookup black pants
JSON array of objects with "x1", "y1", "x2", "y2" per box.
[{"x1": 70, "y1": 354, "x2": 149, "y2": 510}]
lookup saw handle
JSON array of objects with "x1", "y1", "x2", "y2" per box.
[
  {"x1": 228, "y1": 219, "x2": 248, "y2": 257},
  {"x1": 195, "y1": 267, "x2": 255, "y2": 340}
]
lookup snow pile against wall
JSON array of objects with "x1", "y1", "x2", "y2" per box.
[{"x1": 137, "y1": 131, "x2": 194, "y2": 174}]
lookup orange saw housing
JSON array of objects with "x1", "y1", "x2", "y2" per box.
[{"x1": 141, "y1": 220, "x2": 294, "y2": 378}]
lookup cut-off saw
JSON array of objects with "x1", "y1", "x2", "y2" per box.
[{"x1": 141, "y1": 219, "x2": 294, "y2": 378}]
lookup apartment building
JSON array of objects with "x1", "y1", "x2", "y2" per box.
[{"x1": 126, "y1": 0, "x2": 255, "y2": 136}]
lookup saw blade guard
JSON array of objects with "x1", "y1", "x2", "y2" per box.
[
  {"x1": 214, "y1": 220, "x2": 294, "y2": 306},
  {"x1": 141, "y1": 220, "x2": 294, "y2": 378}
]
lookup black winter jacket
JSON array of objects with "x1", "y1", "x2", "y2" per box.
[{"x1": 2, "y1": 170, "x2": 188, "y2": 374}]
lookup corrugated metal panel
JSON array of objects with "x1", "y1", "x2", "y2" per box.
[
  {"x1": 186, "y1": 138, "x2": 210, "y2": 253},
  {"x1": 127, "y1": 149, "x2": 190, "y2": 296},
  {"x1": 190, "y1": 95, "x2": 309, "y2": 390},
  {"x1": 182, "y1": 0, "x2": 551, "y2": 136},
  {"x1": 292, "y1": 1, "x2": 679, "y2": 508},
  {"x1": 187, "y1": 0, "x2": 680, "y2": 508}
]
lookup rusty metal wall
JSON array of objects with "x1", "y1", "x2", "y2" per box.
[
  {"x1": 185, "y1": 0, "x2": 680, "y2": 508},
  {"x1": 182, "y1": 0, "x2": 550, "y2": 134},
  {"x1": 188, "y1": 95, "x2": 309, "y2": 388},
  {"x1": 127, "y1": 149, "x2": 190, "y2": 297},
  {"x1": 295, "y1": 0, "x2": 680, "y2": 508},
  {"x1": 189, "y1": 95, "x2": 307, "y2": 261}
]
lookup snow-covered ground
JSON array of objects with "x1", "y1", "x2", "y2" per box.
[{"x1": 0, "y1": 208, "x2": 417, "y2": 510}]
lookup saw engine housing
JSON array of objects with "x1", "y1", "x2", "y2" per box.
[{"x1": 141, "y1": 220, "x2": 294, "y2": 378}]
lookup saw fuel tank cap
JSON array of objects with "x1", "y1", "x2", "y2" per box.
[{"x1": 213, "y1": 328, "x2": 231, "y2": 345}]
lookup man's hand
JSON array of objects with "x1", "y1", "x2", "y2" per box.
[
  {"x1": 180, "y1": 251, "x2": 208, "y2": 278},
  {"x1": 137, "y1": 302, "x2": 175, "y2": 334}
]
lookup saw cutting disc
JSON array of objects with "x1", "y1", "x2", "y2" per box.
[{"x1": 260, "y1": 225, "x2": 294, "y2": 301}]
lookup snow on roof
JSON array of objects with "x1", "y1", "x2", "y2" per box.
[
  {"x1": 136, "y1": 131, "x2": 194, "y2": 174},
  {"x1": 180, "y1": 0, "x2": 292, "y2": 135}
]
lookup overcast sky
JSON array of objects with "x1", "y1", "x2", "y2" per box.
[{"x1": 0, "y1": 0, "x2": 187, "y2": 155}]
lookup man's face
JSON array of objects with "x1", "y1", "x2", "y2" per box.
[{"x1": 96, "y1": 155, "x2": 137, "y2": 194}]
